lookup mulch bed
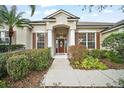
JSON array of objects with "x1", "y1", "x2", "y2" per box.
[
  {"x1": 101, "y1": 59, "x2": 124, "y2": 69},
  {"x1": 3, "y1": 70, "x2": 47, "y2": 88}
]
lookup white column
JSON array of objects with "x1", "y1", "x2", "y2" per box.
[
  {"x1": 47, "y1": 29, "x2": 52, "y2": 47},
  {"x1": 70, "y1": 29, "x2": 75, "y2": 46}
]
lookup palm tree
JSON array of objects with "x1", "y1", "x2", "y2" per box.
[{"x1": 0, "y1": 5, "x2": 31, "y2": 49}]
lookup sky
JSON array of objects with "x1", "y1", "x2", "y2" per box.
[{"x1": 7, "y1": 5, "x2": 124, "y2": 23}]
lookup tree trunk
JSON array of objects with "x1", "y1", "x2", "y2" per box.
[{"x1": 8, "y1": 27, "x2": 14, "y2": 51}]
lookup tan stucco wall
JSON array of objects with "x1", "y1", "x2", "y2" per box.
[
  {"x1": 16, "y1": 27, "x2": 27, "y2": 46},
  {"x1": 26, "y1": 29, "x2": 32, "y2": 49},
  {"x1": 32, "y1": 24, "x2": 46, "y2": 32},
  {"x1": 45, "y1": 13, "x2": 77, "y2": 30},
  {"x1": 16, "y1": 27, "x2": 31, "y2": 49}
]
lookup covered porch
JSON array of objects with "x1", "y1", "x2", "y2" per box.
[{"x1": 47, "y1": 24, "x2": 76, "y2": 57}]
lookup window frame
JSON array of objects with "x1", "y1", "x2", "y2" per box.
[
  {"x1": 36, "y1": 33, "x2": 45, "y2": 49},
  {"x1": 78, "y1": 32, "x2": 96, "y2": 49},
  {"x1": 0, "y1": 31, "x2": 9, "y2": 44},
  {"x1": 87, "y1": 32, "x2": 96, "y2": 49}
]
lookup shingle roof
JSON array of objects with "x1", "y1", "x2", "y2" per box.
[
  {"x1": 102, "y1": 19, "x2": 124, "y2": 32},
  {"x1": 77, "y1": 22, "x2": 114, "y2": 29},
  {"x1": 109, "y1": 19, "x2": 124, "y2": 28},
  {"x1": 77, "y1": 22, "x2": 114, "y2": 26},
  {"x1": 30, "y1": 21, "x2": 45, "y2": 23}
]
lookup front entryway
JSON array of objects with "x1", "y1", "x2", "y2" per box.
[
  {"x1": 54, "y1": 26, "x2": 68, "y2": 54},
  {"x1": 58, "y1": 39, "x2": 64, "y2": 53},
  {"x1": 56, "y1": 39, "x2": 67, "y2": 53}
]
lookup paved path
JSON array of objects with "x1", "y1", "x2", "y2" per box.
[{"x1": 41, "y1": 58, "x2": 124, "y2": 87}]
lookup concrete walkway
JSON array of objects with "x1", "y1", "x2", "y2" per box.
[{"x1": 41, "y1": 58, "x2": 124, "y2": 87}]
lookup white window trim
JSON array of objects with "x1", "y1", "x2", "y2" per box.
[
  {"x1": 86, "y1": 33, "x2": 88, "y2": 48},
  {"x1": 36, "y1": 33, "x2": 38, "y2": 49},
  {"x1": 78, "y1": 30, "x2": 97, "y2": 33},
  {"x1": 32, "y1": 30, "x2": 47, "y2": 33},
  {"x1": 0, "y1": 31, "x2": 9, "y2": 44},
  {"x1": 79, "y1": 32, "x2": 97, "y2": 49},
  {"x1": 36, "y1": 32, "x2": 45, "y2": 49}
]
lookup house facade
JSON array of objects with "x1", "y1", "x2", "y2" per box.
[{"x1": 0, "y1": 9, "x2": 124, "y2": 56}]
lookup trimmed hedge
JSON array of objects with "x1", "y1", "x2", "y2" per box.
[
  {"x1": 0, "y1": 53, "x2": 13, "y2": 79},
  {"x1": 0, "y1": 44, "x2": 25, "y2": 53},
  {"x1": 0, "y1": 54, "x2": 7, "y2": 79},
  {"x1": 23, "y1": 49, "x2": 51, "y2": 71},
  {"x1": 7, "y1": 55, "x2": 30, "y2": 80},
  {"x1": 0, "y1": 48, "x2": 51, "y2": 80}
]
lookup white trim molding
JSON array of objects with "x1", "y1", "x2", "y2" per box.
[
  {"x1": 69, "y1": 29, "x2": 75, "y2": 46},
  {"x1": 47, "y1": 29, "x2": 52, "y2": 47},
  {"x1": 78, "y1": 30, "x2": 97, "y2": 33},
  {"x1": 32, "y1": 30, "x2": 47, "y2": 33},
  {"x1": 78, "y1": 32, "x2": 97, "y2": 49}
]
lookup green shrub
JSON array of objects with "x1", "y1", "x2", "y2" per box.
[
  {"x1": 4, "y1": 48, "x2": 51, "y2": 71},
  {"x1": 0, "y1": 54, "x2": 7, "y2": 78},
  {"x1": 89, "y1": 49, "x2": 101, "y2": 58},
  {"x1": 0, "y1": 51, "x2": 22, "y2": 79},
  {"x1": 81, "y1": 56, "x2": 108, "y2": 70},
  {"x1": 7, "y1": 55, "x2": 30, "y2": 80},
  {"x1": 105, "y1": 51, "x2": 124, "y2": 63},
  {"x1": 68, "y1": 45, "x2": 88, "y2": 63},
  {"x1": 36, "y1": 49, "x2": 50, "y2": 70},
  {"x1": 0, "y1": 53, "x2": 11, "y2": 78},
  {"x1": 22, "y1": 48, "x2": 51, "y2": 71},
  {"x1": 102, "y1": 32, "x2": 124, "y2": 58},
  {"x1": 88, "y1": 49, "x2": 108, "y2": 59},
  {"x1": 0, "y1": 44, "x2": 24, "y2": 53},
  {"x1": 119, "y1": 79, "x2": 124, "y2": 87},
  {"x1": 0, "y1": 48, "x2": 51, "y2": 80},
  {"x1": 0, "y1": 80, "x2": 7, "y2": 88}
]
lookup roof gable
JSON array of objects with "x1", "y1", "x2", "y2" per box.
[
  {"x1": 43, "y1": 9, "x2": 79, "y2": 19},
  {"x1": 102, "y1": 19, "x2": 124, "y2": 33}
]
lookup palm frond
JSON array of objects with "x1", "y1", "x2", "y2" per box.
[
  {"x1": 0, "y1": 5, "x2": 8, "y2": 12},
  {"x1": 29, "y1": 5, "x2": 36, "y2": 16},
  {"x1": 9, "y1": 6, "x2": 17, "y2": 26},
  {"x1": 16, "y1": 12, "x2": 25, "y2": 19},
  {"x1": 16, "y1": 18, "x2": 31, "y2": 27},
  {"x1": 0, "y1": 9, "x2": 9, "y2": 24}
]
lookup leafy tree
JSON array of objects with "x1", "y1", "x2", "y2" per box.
[
  {"x1": 81, "y1": 5, "x2": 124, "y2": 13},
  {"x1": 0, "y1": 5, "x2": 31, "y2": 50},
  {"x1": 102, "y1": 32, "x2": 124, "y2": 57}
]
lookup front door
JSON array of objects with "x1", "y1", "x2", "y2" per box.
[{"x1": 58, "y1": 39, "x2": 64, "y2": 53}]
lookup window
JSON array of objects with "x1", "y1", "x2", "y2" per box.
[
  {"x1": 88, "y1": 33, "x2": 95, "y2": 48},
  {"x1": 37, "y1": 33, "x2": 44, "y2": 48},
  {"x1": 0, "y1": 31, "x2": 9, "y2": 44},
  {"x1": 79, "y1": 33, "x2": 86, "y2": 47},
  {"x1": 79, "y1": 32, "x2": 96, "y2": 49}
]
